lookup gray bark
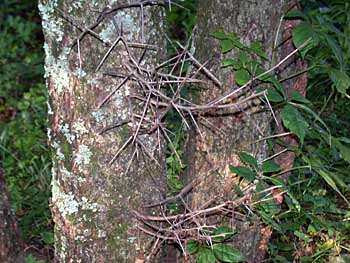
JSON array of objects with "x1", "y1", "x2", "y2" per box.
[
  {"x1": 186, "y1": 0, "x2": 287, "y2": 261},
  {"x1": 39, "y1": 1, "x2": 166, "y2": 262}
]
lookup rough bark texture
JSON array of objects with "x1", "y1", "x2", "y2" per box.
[
  {"x1": 186, "y1": 0, "x2": 287, "y2": 261},
  {"x1": 0, "y1": 169, "x2": 24, "y2": 263},
  {"x1": 39, "y1": 1, "x2": 166, "y2": 262}
]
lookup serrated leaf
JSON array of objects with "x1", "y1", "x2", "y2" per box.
[
  {"x1": 229, "y1": 165, "x2": 256, "y2": 181},
  {"x1": 210, "y1": 31, "x2": 228, "y2": 40},
  {"x1": 239, "y1": 151, "x2": 258, "y2": 170},
  {"x1": 186, "y1": 240, "x2": 198, "y2": 254},
  {"x1": 330, "y1": 69, "x2": 350, "y2": 96},
  {"x1": 292, "y1": 22, "x2": 316, "y2": 58},
  {"x1": 234, "y1": 69, "x2": 250, "y2": 86},
  {"x1": 281, "y1": 104, "x2": 309, "y2": 144},
  {"x1": 291, "y1": 91, "x2": 310, "y2": 104},
  {"x1": 222, "y1": 58, "x2": 242, "y2": 69},
  {"x1": 213, "y1": 226, "x2": 236, "y2": 242},
  {"x1": 262, "y1": 160, "x2": 280, "y2": 173},
  {"x1": 196, "y1": 247, "x2": 216, "y2": 263},
  {"x1": 213, "y1": 244, "x2": 245, "y2": 262},
  {"x1": 221, "y1": 39, "x2": 235, "y2": 53}
]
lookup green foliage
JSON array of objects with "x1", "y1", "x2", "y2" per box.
[
  {"x1": 281, "y1": 104, "x2": 309, "y2": 144},
  {"x1": 166, "y1": 122, "x2": 186, "y2": 197},
  {"x1": 266, "y1": 1, "x2": 350, "y2": 261},
  {"x1": 24, "y1": 254, "x2": 46, "y2": 263},
  {"x1": 166, "y1": 0, "x2": 197, "y2": 45},
  {"x1": 0, "y1": 0, "x2": 53, "y2": 246},
  {"x1": 186, "y1": 226, "x2": 245, "y2": 263},
  {"x1": 211, "y1": 1, "x2": 350, "y2": 262}
]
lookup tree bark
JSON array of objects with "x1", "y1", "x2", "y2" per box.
[
  {"x1": 39, "y1": 1, "x2": 166, "y2": 262},
  {"x1": 0, "y1": 168, "x2": 24, "y2": 263},
  {"x1": 186, "y1": 0, "x2": 287, "y2": 261}
]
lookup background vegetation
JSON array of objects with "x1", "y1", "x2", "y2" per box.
[
  {"x1": 0, "y1": 0, "x2": 53, "y2": 261},
  {"x1": 0, "y1": 0, "x2": 349, "y2": 262}
]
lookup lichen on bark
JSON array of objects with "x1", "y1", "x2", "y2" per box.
[{"x1": 40, "y1": 0, "x2": 167, "y2": 261}]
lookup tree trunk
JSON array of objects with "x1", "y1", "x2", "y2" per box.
[
  {"x1": 0, "y1": 168, "x2": 24, "y2": 263},
  {"x1": 39, "y1": 1, "x2": 166, "y2": 262},
  {"x1": 186, "y1": 0, "x2": 288, "y2": 261}
]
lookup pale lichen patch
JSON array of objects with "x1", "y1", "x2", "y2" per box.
[
  {"x1": 38, "y1": 0, "x2": 64, "y2": 42},
  {"x1": 74, "y1": 144, "x2": 92, "y2": 167},
  {"x1": 72, "y1": 120, "x2": 89, "y2": 136},
  {"x1": 58, "y1": 123, "x2": 75, "y2": 144},
  {"x1": 43, "y1": 44, "x2": 70, "y2": 95},
  {"x1": 52, "y1": 181, "x2": 79, "y2": 217},
  {"x1": 81, "y1": 197, "x2": 98, "y2": 212},
  {"x1": 52, "y1": 141, "x2": 65, "y2": 161}
]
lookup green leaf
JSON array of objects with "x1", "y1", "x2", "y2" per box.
[
  {"x1": 246, "y1": 60, "x2": 261, "y2": 74},
  {"x1": 292, "y1": 22, "x2": 316, "y2": 58},
  {"x1": 332, "y1": 137, "x2": 350, "y2": 163},
  {"x1": 196, "y1": 247, "x2": 216, "y2": 263},
  {"x1": 256, "y1": 181, "x2": 280, "y2": 215},
  {"x1": 325, "y1": 35, "x2": 343, "y2": 66},
  {"x1": 262, "y1": 160, "x2": 280, "y2": 173},
  {"x1": 281, "y1": 104, "x2": 309, "y2": 144},
  {"x1": 24, "y1": 255, "x2": 46, "y2": 263},
  {"x1": 238, "y1": 151, "x2": 258, "y2": 170},
  {"x1": 330, "y1": 69, "x2": 350, "y2": 96},
  {"x1": 186, "y1": 240, "x2": 198, "y2": 254},
  {"x1": 266, "y1": 87, "x2": 285, "y2": 102},
  {"x1": 213, "y1": 226, "x2": 236, "y2": 242},
  {"x1": 229, "y1": 165, "x2": 256, "y2": 181},
  {"x1": 284, "y1": 9, "x2": 307, "y2": 20},
  {"x1": 290, "y1": 91, "x2": 310, "y2": 104},
  {"x1": 221, "y1": 39, "x2": 235, "y2": 53},
  {"x1": 213, "y1": 244, "x2": 245, "y2": 262},
  {"x1": 305, "y1": 157, "x2": 350, "y2": 206},
  {"x1": 41, "y1": 231, "x2": 54, "y2": 245},
  {"x1": 222, "y1": 58, "x2": 242, "y2": 69},
  {"x1": 210, "y1": 31, "x2": 228, "y2": 40},
  {"x1": 249, "y1": 41, "x2": 267, "y2": 59},
  {"x1": 294, "y1": 230, "x2": 311, "y2": 242},
  {"x1": 239, "y1": 51, "x2": 249, "y2": 66},
  {"x1": 258, "y1": 209, "x2": 282, "y2": 232},
  {"x1": 290, "y1": 102, "x2": 329, "y2": 133},
  {"x1": 234, "y1": 69, "x2": 250, "y2": 86}
]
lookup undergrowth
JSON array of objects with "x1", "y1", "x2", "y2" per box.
[{"x1": 0, "y1": 0, "x2": 53, "y2": 261}]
